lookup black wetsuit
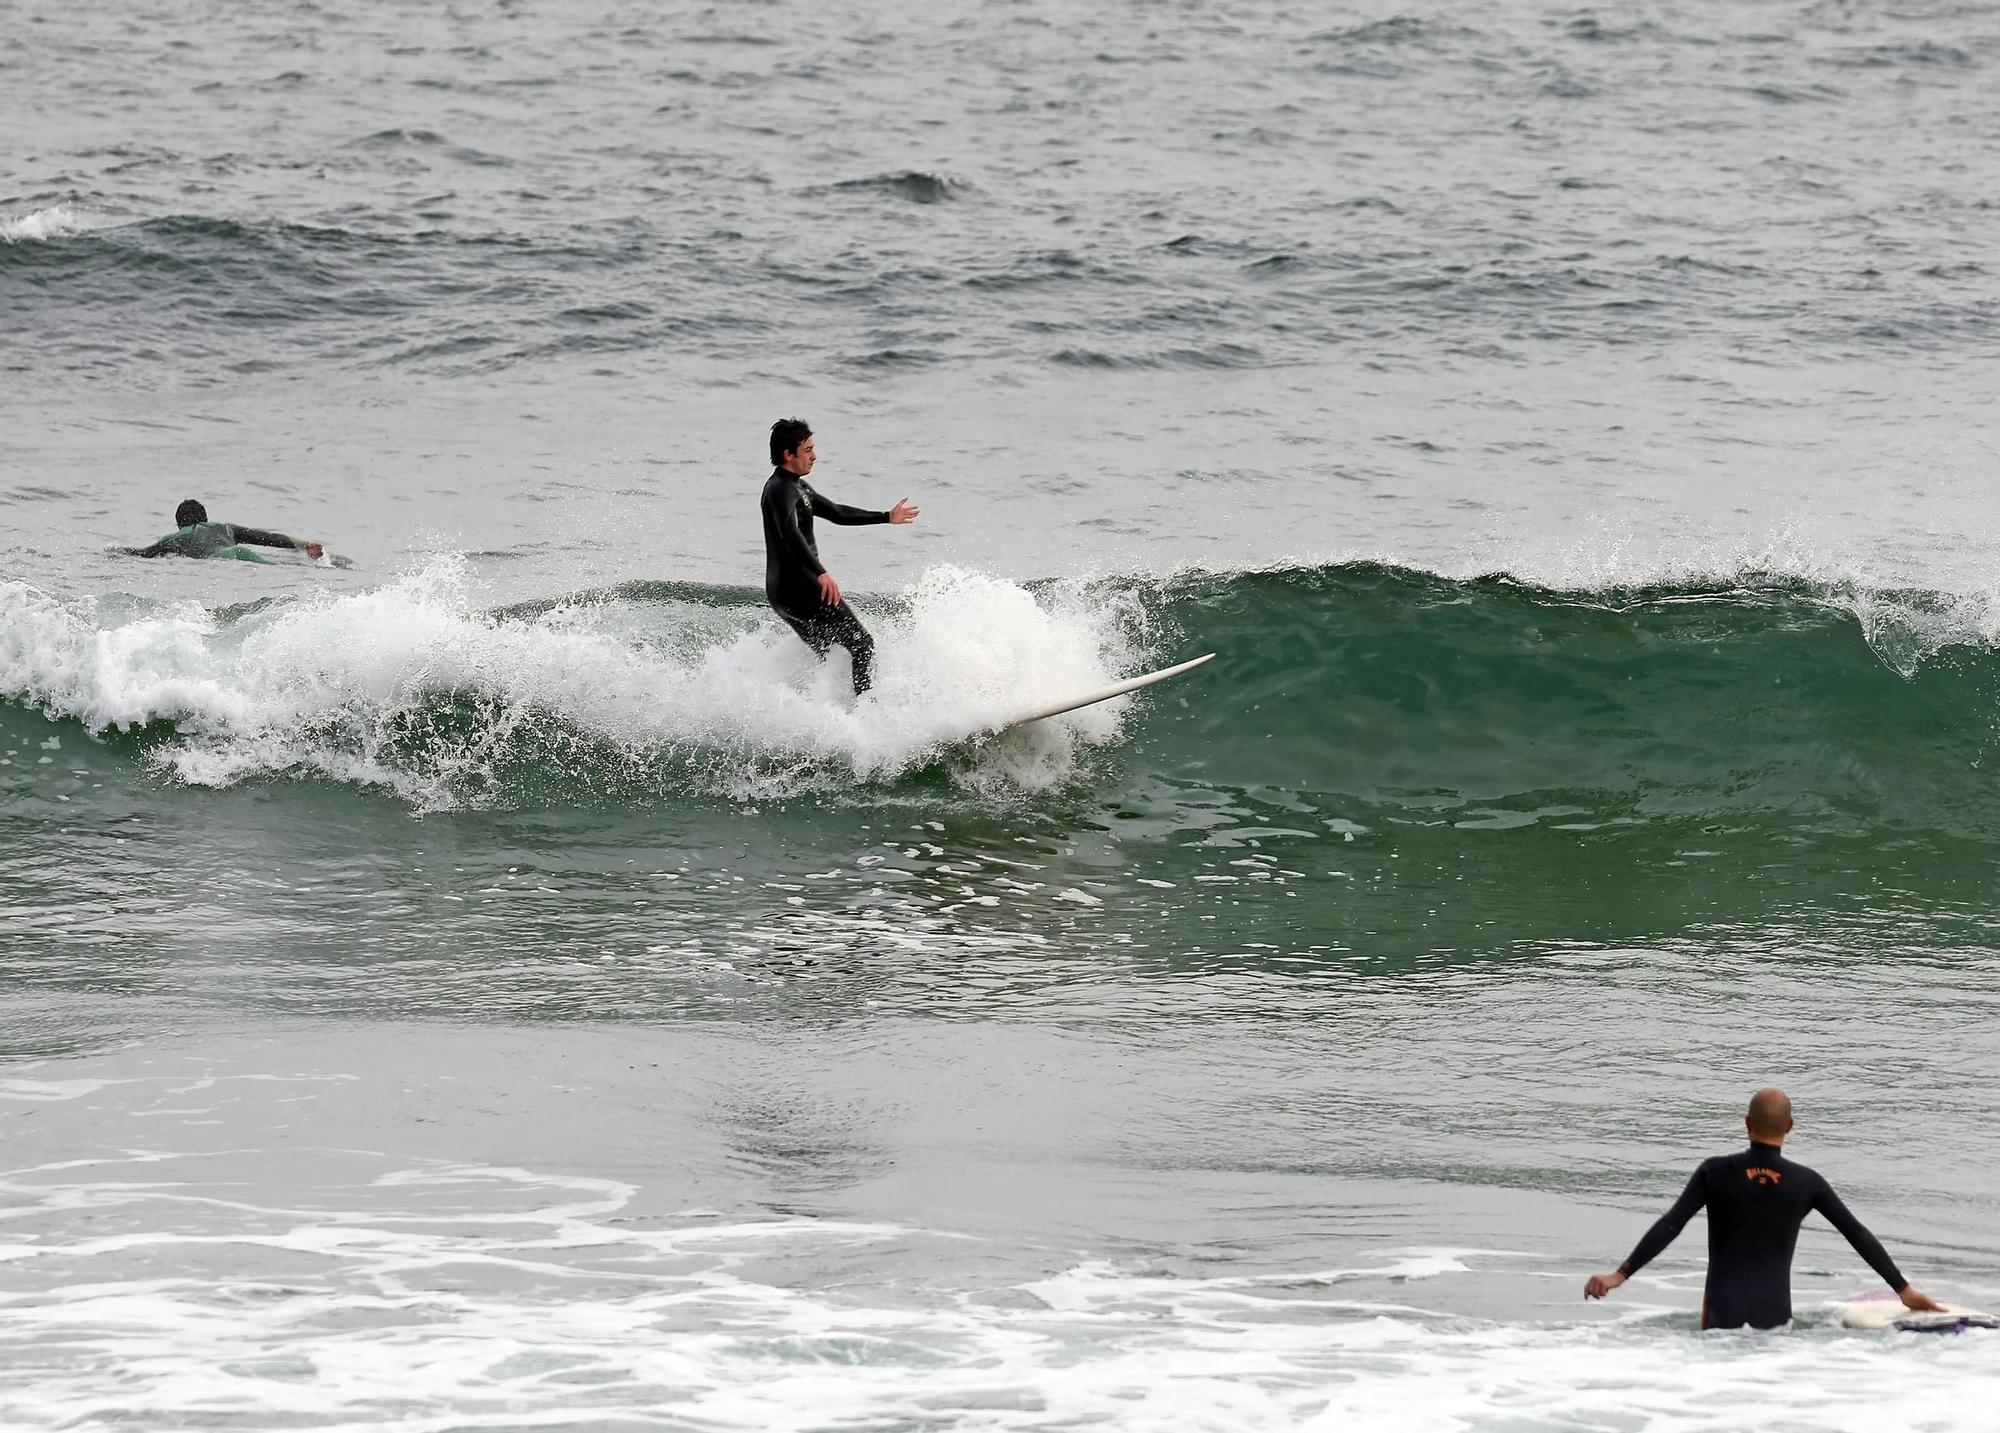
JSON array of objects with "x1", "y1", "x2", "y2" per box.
[
  {"x1": 124, "y1": 522, "x2": 303, "y2": 560},
  {"x1": 759, "y1": 467, "x2": 889, "y2": 694},
  {"x1": 1616, "y1": 1142, "x2": 1906, "y2": 1329}
]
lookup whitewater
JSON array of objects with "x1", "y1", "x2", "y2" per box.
[{"x1": 0, "y1": 561, "x2": 1147, "y2": 805}]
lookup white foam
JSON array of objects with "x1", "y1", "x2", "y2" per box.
[
  {"x1": 0, "y1": 560, "x2": 1151, "y2": 806},
  {"x1": 0, "y1": 204, "x2": 89, "y2": 244},
  {"x1": 2, "y1": 1154, "x2": 1994, "y2": 1433},
  {"x1": 0, "y1": 1077, "x2": 134, "y2": 1104}
]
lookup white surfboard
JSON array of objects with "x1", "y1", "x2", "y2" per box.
[
  {"x1": 992, "y1": 652, "x2": 1215, "y2": 733},
  {"x1": 1838, "y1": 1289, "x2": 1999, "y2": 1332}
]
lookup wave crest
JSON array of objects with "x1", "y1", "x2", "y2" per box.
[
  {"x1": 0, "y1": 204, "x2": 90, "y2": 244},
  {"x1": 0, "y1": 561, "x2": 1147, "y2": 809}
]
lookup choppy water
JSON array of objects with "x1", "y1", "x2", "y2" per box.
[{"x1": 7, "y1": 1, "x2": 2000, "y2": 1428}]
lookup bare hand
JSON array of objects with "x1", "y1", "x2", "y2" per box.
[
  {"x1": 305, "y1": 541, "x2": 325, "y2": 560},
  {"x1": 888, "y1": 498, "x2": 919, "y2": 524},
  {"x1": 818, "y1": 572, "x2": 842, "y2": 606},
  {"x1": 1899, "y1": 1284, "x2": 1947, "y2": 1313},
  {"x1": 1584, "y1": 1271, "x2": 1627, "y2": 1300}
]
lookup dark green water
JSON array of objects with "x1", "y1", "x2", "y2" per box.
[{"x1": 9, "y1": 561, "x2": 2000, "y2": 1006}]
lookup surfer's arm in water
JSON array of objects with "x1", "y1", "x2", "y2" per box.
[
  {"x1": 1812, "y1": 1184, "x2": 1943, "y2": 1311},
  {"x1": 1583, "y1": 1165, "x2": 1710, "y2": 1299},
  {"x1": 230, "y1": 526, "x2": 325, "y2": 559},
  {"x1": 121, "y1": 537, "x2": 181, "y2": 558}
]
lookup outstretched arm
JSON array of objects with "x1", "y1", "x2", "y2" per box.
[
  {"x1": 805, "y1": 489, "x2": 885, "y2": 526},
  {"x1": 1814, "y1": 1186, "x2": 1943, "y2": 1312},
  {"x1": 1585, "y1": 1168, "x2": 1708, "y2": 1300},
  {"x1": 231, "y1": 526, "x2": 324, "y2": 559},
  {"x1": 807, "y1": 488, "x2": 919, "y2": 526}
]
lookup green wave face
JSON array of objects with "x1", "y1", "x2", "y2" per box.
[
  {"x1": 5, "y1": 561, "x2": 1998, "y2": 971},
  {"x1": 1045, "y1": 565, "x2": 2000, "y2": 960},
  {"x1": 1134, "y1": 564, "x2": 2000, "y2": 840}
]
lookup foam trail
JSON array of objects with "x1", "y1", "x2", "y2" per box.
[{"x1": 5, "y1": 1149, "x2": 1997, "y2": 1433}]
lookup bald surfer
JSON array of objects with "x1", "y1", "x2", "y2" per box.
[
  {"x1": 760, "y1": 418, "x2": 918, "y2": 695},
  {"x1": 1583, "y1": 1088, "x2": 1945, "y2": 1329},
  {"x1": 123, "y1": 500, "x2": 325, "y2": 563}
]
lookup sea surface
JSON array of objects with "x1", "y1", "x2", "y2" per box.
[{"x1": 6, "y1": 1, "x2": 2000, "y2": 1428}]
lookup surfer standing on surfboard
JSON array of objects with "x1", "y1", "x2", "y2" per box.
[
  {"x1": 760, "y1": 418, "x2": 918, "y2": 695},
  {"x1": 1582, "y1": 1088, "x2": 1944, "y2": 1329}
]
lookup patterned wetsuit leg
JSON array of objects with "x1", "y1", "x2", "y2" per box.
[{"x1": 775, "y1": 599, "x2": 876, "y2": 695}]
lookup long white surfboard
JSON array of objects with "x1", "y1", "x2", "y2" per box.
[
  {"x1": 1838, "y1": 1289, "x2": 1999, "y2": 1332},
  {"x1": 993, "y1": 652, "x2": 1215, "y2": 734}
]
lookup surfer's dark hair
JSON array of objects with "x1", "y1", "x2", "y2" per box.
[
  {"x1": 175, "y1": 499, "x2": 207, "y2": 527},
  {"x1": 770, "y1": 418, "x2": 812, "y2": 466}
]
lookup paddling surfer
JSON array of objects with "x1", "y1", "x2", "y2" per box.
[
  {"x1": 123, "y1": 500, "x2": 325, "y2": 563},
  {"x1": 760, "y1": 418, "x2": 918, "y2": 695},
  {"x1": 1582, "y1": 1088, "x2": 1944, "y2": 1328}
]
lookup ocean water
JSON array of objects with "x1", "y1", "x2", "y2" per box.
[{"x1": 6, "y1": 1, "x2": 2000, "y2": 1428}]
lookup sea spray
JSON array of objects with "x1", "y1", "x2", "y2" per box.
[
  {"x1": 0, "y1": 561, "x2": 1146, "y2": 808},
  {"x1": 0, "y1": 204, "x2": 89, "y2": 244}
]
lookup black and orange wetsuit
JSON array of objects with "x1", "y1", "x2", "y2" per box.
[
  {"x1": 1615, "y1": 1141, "x2": 1907, "y2": 1328},
  {"x1": 759, "y1": 467, "x2": 890, "y2": 694}
]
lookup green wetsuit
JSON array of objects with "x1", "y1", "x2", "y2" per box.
[{"x1": 124, "y1": 522, "x2": 303, "y2": 562}]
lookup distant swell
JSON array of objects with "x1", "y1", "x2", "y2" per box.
[{"x1": 829, "y1": 171, "x2": 967, "y2": 205}]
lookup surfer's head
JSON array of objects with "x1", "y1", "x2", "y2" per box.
[
  {"x1": 174, "y1": 499, "x2": 207, "y2": 528},
  {"x1": 771, "y1": 418, "x2": 815, "y2": 475},
  {"x1": 1746, "y1": 1087, "x2": 1794, "y2": 1143}
]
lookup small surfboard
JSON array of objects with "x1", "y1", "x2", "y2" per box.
[
  {"x1": 993, "y1": 652, "x2": 1215, "y2": 734},
  {"x1": 1838, "y1": 1289, "x2": 2000, "y2": 1333}
]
